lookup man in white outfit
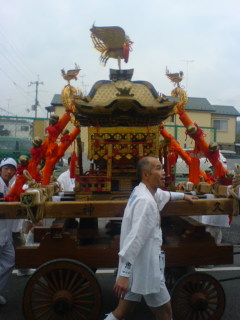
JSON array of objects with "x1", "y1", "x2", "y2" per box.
[
  {"x1": 57, "y1": 157, "x2": 75, "y2": 192},
  {"x1": 0, "y1": 158, "x2": 18, "y2": 305},
  {"x1": 105, "y1": 157, "x2": 198, "y2": 320},
  {"x1": 56, "y1": 157, "x2": 78, "y2": 230}
]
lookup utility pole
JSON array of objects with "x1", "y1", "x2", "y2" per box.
[
  {"x1": 182, "y1": 60, "x2": 194, "y2": 92},
  {"x1": 7, "y1": 99, "x2": 11, "y2": 114},
  {"x1": 29, "y1": 75, "x2": 44, "y2": 118},
  {"x1": 79, "y1": 74, "x2": 89, "y2": 95}
]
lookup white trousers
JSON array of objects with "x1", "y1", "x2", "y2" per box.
[
  {"x1": 206, "y1": 226, "x2": 223, "y2": 244},
  {"x1": 0, "y1": 240, "x2": 15, "y2": 293}
]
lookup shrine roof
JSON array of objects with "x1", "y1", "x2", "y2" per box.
[{"x1": 72, "y1": 79, "x2": 176, "y2": 126}]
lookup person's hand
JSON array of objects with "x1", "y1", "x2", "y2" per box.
[
  {"x1": 177, "y1": 181, "x2": 186, "y2": 191},
  {"x1": 184, "y1": 194, "x2": 198, "y2": 203},
  {"x1": 114, "y1": 276, "x2": 129, "y2": 300}
]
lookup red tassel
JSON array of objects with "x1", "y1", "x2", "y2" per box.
[
  {"x1": 167, "y1": 152, "x2": 178, "y2": 175},
  {"x1": 123, "y1": 41, "x2": 133, "y2": 63},
  {"x1": 189, "y1": 157, "x2": 200, "y2": 184}
]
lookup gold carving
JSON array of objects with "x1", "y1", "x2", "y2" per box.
[
  {"x1": 171, "y1": 87, "x2": 188, "y2": 112},
  {"x1": 61, "y1": 85, "x2": 78, "y2": 112}
]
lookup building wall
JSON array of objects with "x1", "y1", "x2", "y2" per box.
[
  {"x1": 0, "y1": 118, "x2": 32, "y2": 139},
  {"x1": 33, "y1": 119, "x2": 49, "y2": 140},
  {"x1": 164, "y1": 111, "x2": 214, "y2": 148},
  {"x1": 211, "y1": 115, "x2": 236, "y2": 149},
  {"x1": 165, "y1": 110, "x2": 237, "y2": 150},
  {"x1": 165, "y1": 110, "x2": 212, "y2": 127}
]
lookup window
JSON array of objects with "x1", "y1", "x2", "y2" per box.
[
  {"x1": 213, "y1": 119, "x2": 228, "y2": 132},
  {"x1": 20, "y1": 126, "x2": 29, "y2": 132}
]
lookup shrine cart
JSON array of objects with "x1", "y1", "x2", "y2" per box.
[{"x1": 1, "y1": 196, "x2": 234, "y2": 320}]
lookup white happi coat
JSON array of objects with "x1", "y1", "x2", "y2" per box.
[
  {"x1": 118, "y1": 182, "x2": 184, "y2": 294},
  {"x1": 0, "y1": 177, "x2": 13, "y2": 245},
  {"x1": 57, "y1": 169, "x2": 75, "y2": 192},
  {"x1": 0, "y1": 177, "x2": 23, "y2": 233}
]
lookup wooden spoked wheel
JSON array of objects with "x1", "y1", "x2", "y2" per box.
[
  {"x1": 165, "y1": 267, "x2": 193, "y2": 292},
  {"x1": 23, "y1": 259, "x2": 102, "y2": 320},
  {"x1": 171, "y1": 272, "x2": 225, "y2": 320}
]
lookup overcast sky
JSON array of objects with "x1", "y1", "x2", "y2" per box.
[{"x1": 0, "y1": 0, "x2": 240, "y2": 118}]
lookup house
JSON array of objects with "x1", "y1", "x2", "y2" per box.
[
  {"x1": 0, "y1": 117, "x2": 32, "y2": 139},
  {"x1": 211, "y1": 105, "x2": 240, "y2": 151},
  {"x1": 165, "y1": 97, "x2": 240, "y2": 151}
]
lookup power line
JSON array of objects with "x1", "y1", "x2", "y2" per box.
[
  {"x1": 0, "y1": 67, "x2": 34, "y2": 99},
  {"x1": 0, "y1": 106, "x2": 15, "y2": 116},
  {"x1": 0, "y1": 25, "x2": 37, "y2": 78},
  {"x1": 0, "y1": 49, "x2": 30, "y2": 82}
]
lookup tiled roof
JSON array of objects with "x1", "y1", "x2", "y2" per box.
[
  {"x1": 212, "y1": 105, "x2": 240, "y2": 116},
  {"x1": 167, "y1": 95, "x2": 239, "y2": 116},
  {"x1": 51, "y1": 94, "x2": 62, "y2": 105},
  {"x1": 167, "y1": 96, "x2": 215, "y2": 111},
  {"x1": 186, "y1": 97, "x2": 215, "y2": 111}
]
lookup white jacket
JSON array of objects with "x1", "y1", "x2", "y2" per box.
[
  {"x1": 0, "y1": 177, "x2": 13, "y2": 245},
  {"x1": 118, "y1": 182, "x2": 184, "y2": 294},
  {"x1": 57, "y1": 170, "x2": 75, "y2": 192},
  {"x1": 1, "y1": 177, "x2": 23, "y2": 233}
]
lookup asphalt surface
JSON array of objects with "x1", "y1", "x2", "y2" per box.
[
  {"x1": 226, "y1": 157, "x2": 240, "y2": 172},
  {"x1": 1, "y1": 254, "x2": 240, "y2": 320}
]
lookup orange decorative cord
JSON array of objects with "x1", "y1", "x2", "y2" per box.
[
  {"x1": 42, "y1": 112, "x2": 71, "y2": 150},
  {"x1": 27, "y1": 112, "x2": 72, "y2": 184},
  {"x1": 189, "y1": 157, "x2": 200, "y2": 184},
  {"x1": 42, "y1": 127, "x2": 80, "y2": 185},
  {"x1": 4, "y1": 165, "x2": 28, "y2": 201},
  {"x1": 177, "y1": 108, "x2": 227, "y2": 178},
  {"x1": 28, "y1": 146, "x2": 44, "y2": 182},
  {"x1": 159, "y1": 125, "x2": 211, "y2": 183}
]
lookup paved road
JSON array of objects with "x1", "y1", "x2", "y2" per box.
[
  {"x1": 1, "y1": 258, "x2": 240, "y2": 320},
  {"x1": 226, "y1": 157, "x2": 240, "y2": 171},
  {"x1": 1, "y1": 217, "x2": 240, "y2": 320}
]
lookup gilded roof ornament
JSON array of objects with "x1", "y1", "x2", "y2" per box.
[
  {"x1": 166, "y1": 67, "x2": 187, "y2": 112},
  {"x1": 166, "y1": 67, "x2": 184, "y2": 88},
  {"x1": 61, "y1": 63, "x2": 81, "y2": 84},
  {"x1": 90, "y1": 25, "x2": 133, "y2": 70}
]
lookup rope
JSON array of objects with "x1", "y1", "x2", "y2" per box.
[{"x1": 20, "y1": 171, "x2": 48, "y2": 224}]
